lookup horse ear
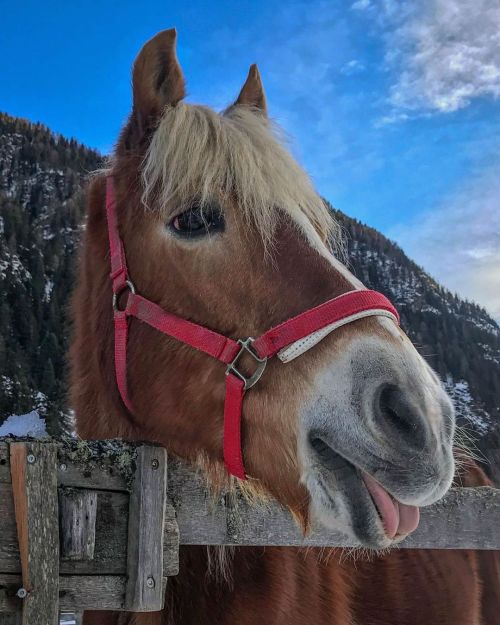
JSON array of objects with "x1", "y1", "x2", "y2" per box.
[
  {"x1": 132, "y1": 28, "x2": 185, "y2": 127},
  {"x1": 234, "y1": 64, "x2": 267, "y2": 114}
]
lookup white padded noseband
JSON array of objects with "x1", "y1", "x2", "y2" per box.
[{"x1": 277, "y1": 309, "x2": 399, "y2": 363}]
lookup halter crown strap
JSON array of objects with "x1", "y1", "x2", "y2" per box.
[
  {"x1": 105, "y1": 176, "x2": 399, "y2": 480},
  {"x1": 106, "y1": 178, "x2": 129, "y2": 290}
]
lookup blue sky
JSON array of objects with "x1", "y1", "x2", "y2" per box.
[{"x1": 1, "y1": 0, "x2": 499, "y2": 319}]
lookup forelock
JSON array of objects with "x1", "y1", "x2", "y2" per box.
[{"x1": 141, "y1": 102, "x2": 341, "y2": 251}]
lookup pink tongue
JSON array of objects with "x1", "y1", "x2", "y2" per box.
[{"x1": 362, "y1": 473, "x2": 420, "y2": 539}]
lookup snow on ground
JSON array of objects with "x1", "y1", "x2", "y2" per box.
[{"x1": 0, "y1": 410, "x2": 47, "y2": 437}]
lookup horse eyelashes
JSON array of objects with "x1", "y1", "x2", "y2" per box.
[{"x1": 170, "y1": 203, "x2": 225, "y2": 239}]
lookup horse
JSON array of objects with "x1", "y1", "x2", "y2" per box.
[{"x1": 70, "y1": 29, "x2": 495, "y2": 625}]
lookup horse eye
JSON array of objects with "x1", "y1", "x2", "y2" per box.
[{"x1": 170, "y1": 203, "x2": 225, "y2": 239}]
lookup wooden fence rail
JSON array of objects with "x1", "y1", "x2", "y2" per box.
[{"x1": 0, "y1": 437, "x2": 499, "y2": 621}]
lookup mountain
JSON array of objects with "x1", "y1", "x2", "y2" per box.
[
  {"x1": 0, "y1": 112, "x2": 498, "y2": 478},
  {"x1": 0, "y1": 112, "x2": 102, "y2": 432}
]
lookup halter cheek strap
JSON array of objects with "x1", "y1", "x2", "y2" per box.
[{"x1": 105, "y1": 177, "x2": 399, "y2": 479}]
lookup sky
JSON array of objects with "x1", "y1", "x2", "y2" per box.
[{"x1": 1, "y1": 0, "x2": 499, "y2": 320}]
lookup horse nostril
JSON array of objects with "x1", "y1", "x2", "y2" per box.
[{"x1": 376, "y1": 385, "x2": 428, "y2": 450}]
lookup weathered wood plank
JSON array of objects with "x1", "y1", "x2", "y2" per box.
[
  {"x1": 0, "y1": 484, "x2": 128, "y2": 575},
  {"x1": 402, "y1": 486, "x2": 500, "y2": 549},
  {"x1": 124, "y1": 446, "x2": 167, "y2": 611},
  {"x1": 0, "y1": 484, "x2": 19, "y2": 575},
  {"x1": 1, "y1": 440, "x2": 135, "y2": 491},
  {"x1": 0, "y1": 444, "x2": 10, "y2": 485},
  {"x1": 0, "y1": 615, "x2": 21, "y2": 625},
  {"x1": 59, "y1": 576, "x2": 126, "y2": 610},
  {"x1": 0, "y1": 575, "x2": 126, "y2": 611},
  {"x1": 58, "y1": 461, "x2": 128, "y2": 492},
  {"x1": 167, "y1": 458, "x2": 228, "y2": 546},
  {"x1": 167, "y1": 460, "x2": 500, "y2": 550},
  {"x1": 0, "y1": 573, "x2": 20, "y2": 612},
  {"x1": 61, "y1": 490, "x2": 128, "y2": 575},
  {"x1": 59, "y1": 489, "x2": 97, "y2": 561},
  {"x1": 163, "y1": 501, "x2": 180, "y2": 577},
  {"x1": 10, "y1": 442, "x2": 60, "y2": 624},
  {"x1": 57, "y1": 440, "x2": 136, "y2": 492}
]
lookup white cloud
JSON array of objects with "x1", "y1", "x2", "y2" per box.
[
  {"x1": 203, "y1": 3, "x2": 367, "y2": 181},
  {"x1": 373, "y1": 110, "x2": 411, "y2": 128},
  {"x1": 389, "y1": 163, "x2": 500, "y2": 322},
  {"x1": 381, "y1": 0, "x2": 500, "y2": 114},
  {"x1": 340, "y1": 59, "x2": 366, "y2": 75},
  {"x1": 351, "y1": 0, "x2": 372, "y2": 10}
]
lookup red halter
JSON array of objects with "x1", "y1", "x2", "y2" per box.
[{"x1": 105, "y1": 177, "x2": 399, "y2": 479}]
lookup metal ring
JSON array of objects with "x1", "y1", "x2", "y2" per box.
[{"x1": 112, "y1": 280, "x2": 136, "y2": 312}]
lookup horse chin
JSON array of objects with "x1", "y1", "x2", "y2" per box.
[
  {"x1": 302, "y1": 447, "x2": 429, "y2": 550},
  {"x1": 303, "y1": 457, "x2": 395, "y2": 549}
]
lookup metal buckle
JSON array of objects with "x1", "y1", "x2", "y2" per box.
[
  {"x1": 112, "y1": 280, "x2": 136, "y2": 312},
  {"x1": 226, "y1": 338, "x2": 267, "y2": 390}
]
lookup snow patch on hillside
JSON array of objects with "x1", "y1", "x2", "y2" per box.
[
  {"x1": 445, "y1": 377, "x2": 491, "y2": 435},
  {"x1": 0, "y1": 410, "x2": 47, "y2": 437},
  {"x1": 479, "y1": 343, "x2": 500, "y2": 366},
  {"x1": 44, "y1": 278, "x2": 54, "y2": 302},
  {"x1": 0, "y1": 253, "x2": 32, "y2": 281}
]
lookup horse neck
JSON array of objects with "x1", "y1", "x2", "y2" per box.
[{"x1": 163, "y1": 546, "x2": 354, "y2": 625}]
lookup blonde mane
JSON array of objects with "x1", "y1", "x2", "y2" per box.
[{"x1": 141, "y1": 103, "x2": 341, "y2": 250}]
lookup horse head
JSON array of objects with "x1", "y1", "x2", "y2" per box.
[{"x1": 71, "y1": 29, "x2": 455, "y2": 549}]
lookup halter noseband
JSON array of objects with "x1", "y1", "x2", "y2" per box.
[{"x1": 105, "y1": 177, "x2": 399, "y2": 479}]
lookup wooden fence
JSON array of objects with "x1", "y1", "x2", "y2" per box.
[{"x1": 0, "y1": 437, "x2": 499, "y2": 622}]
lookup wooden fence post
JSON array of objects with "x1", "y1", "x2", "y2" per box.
[
  {"x1": 124, "y1": 446, "x2": 167, "y2": 611},
  {"x1": 10, "y1": 442, "x2": 59, "y2": 624}
]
